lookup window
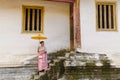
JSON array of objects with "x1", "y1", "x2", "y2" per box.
[
  {"x1": 96, "y1": 2, "x2": 117, "y2": 31},
  {"x1": 22, "y1": 6, "x2": 44, "y2": 33}
]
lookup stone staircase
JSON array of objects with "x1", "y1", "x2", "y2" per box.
[
  {"x1": 0, "y1": 67, "x2": 37, "y2": 80},
  {"x1": 31, "y1": 56, "x2": 66, "y2": 80},
  {"x1": 60, "y1": 52, "x2": 120, "y2": 80},
  {"x1": 64, "y1": 52, "x2": 112, "y2": 67},
  {"x1": 23, "y1": 52, "x2": 120, "y2": 80},
  {"x1": 30, "y1": 51, "x2": 113, "y2": 80}
]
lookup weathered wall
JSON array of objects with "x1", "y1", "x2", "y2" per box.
[
  {"x1": 79, "y1": 0, "x2": 120, "y2": 67},
  {"x1": 0, "y1": 0, "x2": 70, "y2": 67},
  {"x1": 79, "y1": 0, "x2": 120, "y2": 54}
]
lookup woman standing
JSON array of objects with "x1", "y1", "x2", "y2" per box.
[{"x1": 37, "y1": 41, "x2": 48, "y2": 72}]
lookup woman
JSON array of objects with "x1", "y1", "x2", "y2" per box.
[{"x1": 37, "y1": 41, "x2": 48, "y2": 72}]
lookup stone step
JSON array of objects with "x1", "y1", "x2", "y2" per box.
[
  {"x1": 0, "y1": 56, "x2": 39, "y2": 80},
  {"x1": 0, "y1": 66, "x2": 37, "y2": 80},
  {"x1": 64, "y1": 52, "x2": 112, "y2": 67}
]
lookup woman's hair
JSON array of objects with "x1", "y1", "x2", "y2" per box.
[{"x1": 40, "y1": 41, "x2": 44, "y2": 44}]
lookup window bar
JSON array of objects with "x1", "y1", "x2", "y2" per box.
[
  {"x1": 27, "y1": 8, "x2": 30, "y2": 32},
  {"x1": 100, "y1": 5, "x2": 102, "y2": 30},
  {"x1": 108, "y1": 5, "x2": 112, "y2": 29},
  {"x1": 25, "y1": 8, "x2": 28, "y2": 31},
  {"x1": 104, "y1": 5, "x2": 107, "y2": 29},
  {"x1": 113, "y1": 5, "x2": 116, "y2": 30},
  {"x1": 97, "y1": 5, "x2": 99, "y2": 29},
  {"x1": 102, "y1": 5, "x2": 105, "y2": 29},
  {"x1": 32, "y1": 9, "x2": 35, "y2": 32},
  {"x1": 37, "y1": 9, "x2": 39, "y2": 32},
  {"x1": 111, "y1": 5, "x2": 114, "y2": 29},
  {"x1": 106, "y1": 5, "x2": 109, "y2": 29},
  {"x1": 30, "y1": 9, "x2": 33, "y2": 31},
  {"x1": 34, "y1": 9, "x2": 37, "y2": 31},
  {"x1": 39, "y1": 9, "x2": 41, "y2": 31}
]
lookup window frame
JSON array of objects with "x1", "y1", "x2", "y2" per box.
[
  {"x1": 96, "y1": 2, "x2": 117, "y2": 32},
  {"x1": 22, "y1": 5, "x2": 44, "y2": 34}
]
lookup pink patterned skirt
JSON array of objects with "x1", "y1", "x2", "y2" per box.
[{"x1": 38, "y1": 52, "x2": 48, "y2": 71}]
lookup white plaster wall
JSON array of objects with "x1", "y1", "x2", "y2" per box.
[
  {"x1": 0, "y1": 0, "x2": 70, "y2": 67},
  {"x1": 79, "y1": 0, "x2": 120, "y2": 54},
  {"x1": 79, "y1": 0, "x2": 120, "y2": 67}
]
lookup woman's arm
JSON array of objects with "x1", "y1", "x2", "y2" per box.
[
  {"x1": 38, "y1": 47, "x2": 46, "y2": 54},
  {"x1": 44, "y1": 47, "x2": 47, "y2": 53}
]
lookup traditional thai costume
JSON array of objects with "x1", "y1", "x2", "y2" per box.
[{"x1": 38, "y1": 46, "x2": 48, "y2": 71}]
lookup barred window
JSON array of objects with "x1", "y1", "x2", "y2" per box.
[
  {"x1": 22, "y1": 6, "x2": 44, "y2": 33},
  {"x1": 96, "y1": 2, "x2": 117, "y2": 31}
]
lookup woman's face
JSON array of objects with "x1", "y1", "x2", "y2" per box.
[{"x1": 41, "y1": 42, "x2": 44, "y2": 46}]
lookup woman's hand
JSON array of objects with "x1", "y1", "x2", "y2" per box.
[{"x1": 38, "y1": 55, "x2": 43, "y2": 59}]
